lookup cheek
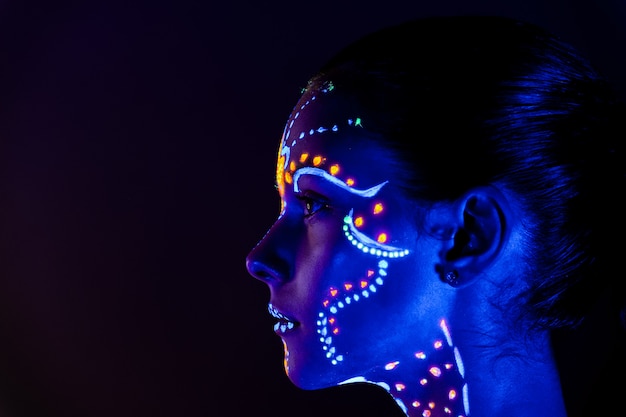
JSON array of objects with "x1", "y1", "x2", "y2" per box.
[{"x1": 315, "y1": 211, "x2": 414, "y2": 366}]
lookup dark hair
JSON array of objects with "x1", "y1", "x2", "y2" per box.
[{"x1": 304, "y1": 16, "x2": 626, "y2": 331}]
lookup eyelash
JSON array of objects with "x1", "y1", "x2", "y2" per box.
[{"x1": 295, "y1": 193, "x2": 330, "y2": 218}]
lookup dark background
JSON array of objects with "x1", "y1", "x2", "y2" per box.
[{"x1": 0, "y1": 1, "x2": 624, "y2": 416}]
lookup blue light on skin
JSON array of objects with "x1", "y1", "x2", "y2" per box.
[{"x1": 249, "y1": 86, "x2": 470, "y2": 417}]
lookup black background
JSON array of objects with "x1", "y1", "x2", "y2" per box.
[{"x1": 0, "y1": 1, "x2": 624, "y2": 416}]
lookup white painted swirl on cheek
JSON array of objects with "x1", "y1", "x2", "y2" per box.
[{"x1": 315, "y1": 195, "x2": 411, "y2": 366}]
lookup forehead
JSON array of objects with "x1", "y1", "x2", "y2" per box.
[{"x1": 277, "y1": 88, "x2": 398, "y2": 192}]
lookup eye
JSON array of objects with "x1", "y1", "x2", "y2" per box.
[{"x1": 296, "y1": 193, "x2": 330, "y2": 218}]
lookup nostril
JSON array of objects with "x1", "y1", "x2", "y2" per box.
[{"x1": 246, "y1": 259, "x2": 285, "y2": 283}]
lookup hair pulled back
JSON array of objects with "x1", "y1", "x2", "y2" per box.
[{"x1": 305, "y1": 16, "x2": 626, "y2": 331}]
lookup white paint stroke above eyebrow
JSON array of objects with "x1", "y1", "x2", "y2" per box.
[{"x1": 293, "y1": 167, "x2": 388, "y2": 197}]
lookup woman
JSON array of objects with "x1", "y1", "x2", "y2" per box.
[{"x1": 245, "y1": 16, "x2": 626, "y2": 417}]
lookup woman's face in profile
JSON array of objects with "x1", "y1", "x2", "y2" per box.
[{"x1": 247, "y1": 87, "x2": 449, "y2": 390}]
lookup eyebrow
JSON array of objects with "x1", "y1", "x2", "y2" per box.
[{"x1": 292, "y1": 167, "x2": 388, "y2": 197}]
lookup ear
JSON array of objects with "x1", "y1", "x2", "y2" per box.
[{"x1": 437, "y1": 187, "x2": 508, "y2": 287}]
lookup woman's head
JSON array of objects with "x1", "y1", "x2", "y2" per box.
[{"x1": 246, "y1": 15, "x2": 625, "y2": 397}]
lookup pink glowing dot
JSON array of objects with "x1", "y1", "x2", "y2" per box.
[
  {"x1": 429, "y1": 366, "x2": 442, "y2": 377},
  {"x1": 434, "y1": 340, "x2": 443, "y2": 349},
  {"x1": 445, "y1": 363, "x2": 454, "y2": 370},
  {"x1": 419, "y1": 378, "x2": 428, "y2": 386},
  {"x1": 395, "y1": 383, "x2": 406, "y2": 391},
  {"x1": 384, "y1": 361, "x2": 400, "y2": 370},
  {"x1": 448, "y1": 389, "x2": 457, "y2": 400},
  {"x1": 412, "y1": 401, "x2": 421, "y2": 408},
  {"x1": 415, "y1": 351, "x2": 426, "y2": 359},
  {"x1": 428, "y1": 402, "x2": 435, "y2": 409},
  {"x1": 422, "y1": 410, "x2": 431, "y2": 417}
]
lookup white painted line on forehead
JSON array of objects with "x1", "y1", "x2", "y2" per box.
[{"x1": 293, "y1": 167, "x2": 388, "y2": 197}]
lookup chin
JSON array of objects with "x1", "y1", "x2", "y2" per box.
[{"x1": 284, "y1": 358, "x2": 341, "y2": 390}]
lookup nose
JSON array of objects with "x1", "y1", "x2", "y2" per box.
[{"x1": 245, "y1": 222, "x2": 291, "y2": 285}]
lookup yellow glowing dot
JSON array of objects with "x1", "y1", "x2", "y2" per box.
[
  {"x1": 285, "y1": 172, "x2": 293, "y2": 184},
  {"x1": 429, "y1": 366, "x2": 442, "y2": 377},
  {"x1": 329, "y1": 164, "x2": 340, "y2": 175},
  {"x1": 360, "y1": 280, "x2": 368, "y2": 288},
  {"x1": 377, "y1": 233, "x2": 388, "y2": 243},
  {"x1": 330, "y1": 288, "x2": 338, "y2": 297},
  {"x1": 434, "y1": 340, "x2": 443, "y2": 349},
  {"x1": 328, "y1": 317, "x2": 335, "y2": 324},
  {"x1": 354, "y1": 216, "x2": 364, "y2": 227},
  {"x1": 423, "y1": 410, "x2": 431, "y2": 417},
  {"x1": 313, "y1": 156, "x2": 323, "y2": 166},
  {"x1": 373, "y1": 202, "x2": 383, "y2": 214},
  {"x1": 367, "y1": 270, "x2": 375, "y2": 277},
  {"x1": 395, "y1": 383, "x2": 406, "y2": 391},
  {"x1": 415, "y1": 351, "x2": 426, "y2": 359},
  {"x1": 289, "y1": 161, "x2": 296, "y2": 172},
  {"x1": 323, "y1": 300, "x2": 329, "y2": 307},
  {"x1": 445, "y1": 363, "x2": 453, "y2": 369},
  {"x1": 419, "y1": 378, "x2": 428, "y2": 386},
  {"x1": 448, "y1": 389, "x2": 457, "y2": 400},
  {"x1": 346, "y1": 178, "x2": 355, "y2": 186},
  {"x1": 344, "y1": 283, "x2": 353, "y2": 291},
  {"x1": 428, "y1": 402, "x2": 435, "y2": 409},
  {"x1": 412, "y1": 401, "x2": 421, "y2": 408},
  {"x1": 299, "y1": 153, "x2": 309, "y2": 163},
  {"x1": 384, "y1": 361, "x2": 400, "y2": 370},
  {"x1": 333, "y1": 328, "x2": 339, "y2": 335}
]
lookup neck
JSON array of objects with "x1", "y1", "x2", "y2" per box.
[{"x1": 345, "y1": 324, "x2": 566, "y2": 417}]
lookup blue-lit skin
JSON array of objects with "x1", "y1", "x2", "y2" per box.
[
  {"x1": 246, "y1": 80, "x2": 570, "y2": 416},
  {"x1": 247, "y1": 87, "x2": 471, "y2": 416}
]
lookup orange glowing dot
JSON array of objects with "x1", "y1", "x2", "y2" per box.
[
  {"x1": 289, "y1": 161, "x2": 296, "y2": 172},
  {"x1": 329, "y1": 164, "x2": 340, "y2": 175},
  {"x1": 423, "y1": 410, "x2": 431, "y2": 417},
  {"x1": 448, "y1": 389, "x2": 457, "y2": 400},
  {"x1": 328, "y1": 317, "x2": 335, "y2": 324},
  {"x1": 429, "y1": 366, "x2": 442, "y2": 377},
  {"x1": 395, "y1": 383, "x2": 406, "y2": 391},
  {"x1": 434, "y1": 340, "x2": 443, "y2": 349},
  {"x1": 419, "y1": 378, "x2": 428, "y2": 386},
  {"x1": 344, "y1": 283, "x2": 353, "y2": 291},
  {"x1": 354, "y1": 216, "x2": 364, "y2": 227},
  {"x1": 367, "y1": 270, "x2": 375, "y2": 277},
  {"x1": 428, "y1": 402, "x2": 435, "y2": 409},
  {"x1": 415, "y1": 351, "x2": 426, "y2": 359},
  {"x1": 445, "y1": 363, "x2": 453, "y2": 369},
  {"x1": 384, "y1": 361, "x2": 400, "y2": 370},
  {"x1": 373, "y1": 202, "x2": 383, "y2": 214},
  {"x1": 284, "y1": 172, "x2": 293, "y2": 184},
  {"x1": 299, "y1": 153, "x2": 309, "y2": 163},
  {"x1": 377, "y1": 233, "x2": 388, "y2": 243},
  {"x1": 333, "y1": 328, "x2": 339, "y2": 335},
  {"x1": 360, "y1": 280, "x2": 368, "y2": 288},
  {"x1": 346, "y1": 178, "x2": 355, "y2": 186},
  {"x1": 322, "y1": 300, "x2": 329, "y2": 307},
  {"x1": 330, "y1": 288, "x2": 338, "y2": 297},
  {"x1": 313, "y1": 156, "x2": 323, "y2": 166},
  {"x1": 412, "y1": 401, "x2": 421, "y2": 408}
]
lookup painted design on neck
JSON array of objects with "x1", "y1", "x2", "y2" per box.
[{"x1": 339, "y1": 319, "x2": 470, "y2": 417}]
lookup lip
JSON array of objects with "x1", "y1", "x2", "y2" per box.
[{"x1": 268, "y1": 303, "x2": 300, "y2": 334}]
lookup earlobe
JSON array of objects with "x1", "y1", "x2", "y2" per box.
[{"x1": 438, "y1": 188, "x2": 507, "y2": 287}]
